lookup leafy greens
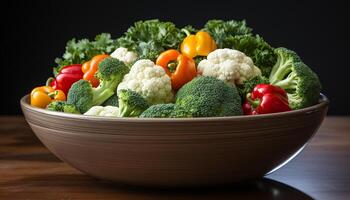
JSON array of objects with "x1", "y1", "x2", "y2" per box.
[
  {"x1": 53, "y1": 19, "x2": 277, "y2": 78},
  {"x1": 116, "y1": 19, "x2": 186, "y2": 61},
  {"x1": 204, "y1": 19, "x2": 253, "y2": 48},
  {"x1": 54, "y1": 33, "x2": 117, "y2": 76}
]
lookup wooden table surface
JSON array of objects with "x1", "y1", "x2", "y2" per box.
[{"x1": 0, "y1": 116, "x2": 349, "y2": 200}]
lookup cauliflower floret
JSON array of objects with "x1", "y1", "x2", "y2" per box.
[
  {"x1": 197, "y1": 48, "x2": 261, "y2": 85},
  {"x1": 84, "y1": 106, "x2": 120, "y2": 117},
  {"x1": 117, "y1": 59, "x2": 173, "y2": 105},
  {"x1": 110, "y1": 47, "x2": 138, "y2": 66}
]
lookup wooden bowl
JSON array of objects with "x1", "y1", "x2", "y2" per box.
[{"x1": 20, "y1": 94, "x2": 329, "y2": 187}]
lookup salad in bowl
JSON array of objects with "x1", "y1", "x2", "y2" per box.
[
  {"x1": 29, "y1": 19, "x2": 321, "y2": 118},
  {"x1": 21, "y1": 19, "x2": 328, "y2": 186}
]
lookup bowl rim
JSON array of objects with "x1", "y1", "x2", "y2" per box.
[{"x1": 20, "y1": 94, "x2": 329, "y2": 122}]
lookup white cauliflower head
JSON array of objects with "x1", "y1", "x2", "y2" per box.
[
  {"x1": 84, "y1": 106, "x2": 120, "y2": 117},
  {"x1": 117, "y1": 59, "x2": 173, "y2": 105},
  {"x1": 197, "y1": 48, "x2": 261, "y2": 85},
  {"x1": 110, "y1": 47, "x2": 138, "y2": 66}
]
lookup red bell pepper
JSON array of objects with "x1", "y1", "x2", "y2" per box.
[
  {"x1": 243, "y1": 84, "x2": 291, "y2": 115},
  {"x1": 46, "y1": 64, "x2": 83, "y2": 95}
]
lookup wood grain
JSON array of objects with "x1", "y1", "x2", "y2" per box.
[{"x1": 0, "y1": 116, "x2": 349, "y2": 199}]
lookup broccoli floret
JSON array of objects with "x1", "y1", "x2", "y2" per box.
[
  {"x1": 46, "y1": 101, "x2": 80, "y2": 114},
  {"x1": 67, "y1": 58, "x2": 129, "y2": 113},
  {"x1": 67, "y1": 80, "x2": 95, "y2": 113},
  {"x1": 175, "y1": 76, "x2": 242, "y2": 117},
  {"x1": 237, "y1": 76, "x2": 270, "y2": 101},
  {"x1": 140, "y1": 104, "x2": 192, "y2": 118},
  {"x1": 102, "y1": 93, "x2": 119, "y2": 107},
  {"x1": 269, "y1": 48, "x2": 321, "y2": 109},
  {"x1": 97, "y1": 57, "x2": 129, "y2": 82},
  {"x1": 118, "y1": 89, "x2": 150, "y2": 117}
]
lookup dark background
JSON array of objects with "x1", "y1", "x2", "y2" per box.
[{"x1": 3, "y1": 0, "x2": 349, "y2": 115}]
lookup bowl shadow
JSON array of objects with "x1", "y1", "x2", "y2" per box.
[{"x1": 2, "y1": 173, "x2": 313, "y2": 200}]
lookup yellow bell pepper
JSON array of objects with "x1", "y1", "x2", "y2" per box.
[
  {"x1": 30, "y1": 86, "x2": 66, "y2": 108},
  {"x1": 180, "y1": 30, "x2": 217, "y2": 58}
]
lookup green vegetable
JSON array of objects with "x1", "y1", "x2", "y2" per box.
[
  {"x1": 46, "y1": 101, "x2": 80, "y2": 114},
  {"x1": 204, "y1": 19, "x2": 252, "y2": 48},
  {"x1": 237, "y1": 76, "x2": 270, "y2": 100},
  {"x1": 67, "y1": 58, "x2": 129, "y2": 113},
  {"x1": 181, "y1": 25, "x2": 198, "y2": 35},
  {"x1": 226, "y1": 35, "x2": 277, "y2": 77},
  {"x1": 118, "y1": 89, "x2": 149, "y2": 117},
  {"x1": 269, "y1": 47, "x2": 321, "y2": 109},
  {"x1": 102, "y1": 93, "x2": 119, "y2": 107},
  {"x1": 54, "y1": 33, "x2": 117, "y2": 76},
  {"x1": 140, "y1": 104, "x2": 192, "y2": 118},
  {"x1": 116, "y1": 19, "x2": 185, "y2": 61},
  {"x1": 193, "y1": 56, "x2": 206, "y2": 66},
  {"x1": 204, "y1": 20, "x2": 276, "y2": 76},
  {"x1": 175, "y1": 76, "x2": 243, "y2": 117}
]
